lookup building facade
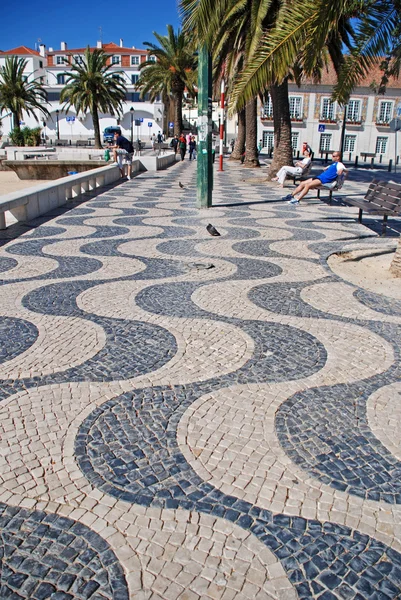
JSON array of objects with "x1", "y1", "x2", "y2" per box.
[
  {"x1": 0, "y1": 40, "x2": 164, "y2": 142},
  {"x1": 258, "y1": 64, "x2": 401, "y2": 161}
]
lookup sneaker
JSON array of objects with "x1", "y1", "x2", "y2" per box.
[
  {"x1": 289, "y1": 197, "x2": 299, "y2": 204},
  {"x1": 282, "y1": 194, "x2": 293, "y2": 201},
  {"x1": 126, "y1": 174, "x2": 131, "y2": 180}
]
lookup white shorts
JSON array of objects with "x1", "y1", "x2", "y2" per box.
[{"x1": 116, "y1": 149, "x2": 132, "y2": 166}]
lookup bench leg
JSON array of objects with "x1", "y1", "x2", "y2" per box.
[
  {"x1": 329, "y1": 191, "x2": 332, "y2": 205},
  {"x1": 358, "y1": 209, "x2": 363, "y2": 223},
  {"x1": 0, "y1": 212, "x2": 5, "y2": 230},
  {"x1": 317, "y1": 189, "x2": 321, "y2": 199},
  {"x1": 382, "y1": 214, "x2": 388, "y2": 236}
]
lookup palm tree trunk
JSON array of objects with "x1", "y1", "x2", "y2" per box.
[
  {"x1": 243, "y1": 98, "x2": 259, "y2": 168},
  {"x1": 12, "y1": 111, "x2": 20, "y2": 132},
  {"x1": 268, "y1": 80, "x2": 293, "y2": 179},
  {"x1": 229, "y1": 109, "x2": 246, "y2": 161},
  {"x1": 92, "y1": 105, "x2": 102, "y2": 149},
  {"x1": 174, "y1": 91, "x2": 184, "y2": 136},
  {"x1": 390, "y1": 240, "x2": 401, "y2": 277}
]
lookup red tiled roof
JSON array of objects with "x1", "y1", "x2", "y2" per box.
[
  {"x1": 0, "y1": 46, "x2": 40, "y2": 56},
  {"x1": 47, "y1": 42, "x2": 146, "y2": 55},
  {"x1": 305, "y1": 60, "x2": 401, "y2": 90}
]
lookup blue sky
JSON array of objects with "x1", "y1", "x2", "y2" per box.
[{"x1": 2, "y1": 0, "x2": 181, "y2": 51}]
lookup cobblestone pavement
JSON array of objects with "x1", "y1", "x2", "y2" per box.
[{"x1": 0, "y1": 160, "x2": 401, "y2": 599}]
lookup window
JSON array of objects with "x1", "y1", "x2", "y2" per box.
[
  {"x1": 321, "y1": 98, "x2": 335, "y2": 121},
  {"x1": 149, "y1": 55, "x2": 156, "y2": 62},
  {"x1": 377, "y1": 101, "x2": 393, "y2": 124},
  {"x1": 39, "y1": 60, "x2": 43, "y2": 68},
  {"x1": 56, "y1": 56, "x2": 65, "y2": 65},
  {"x1": 346, "y1": 100, "x2": 361, "y2": 123},
  {"x1": 131, "y1": 74, "x2": 139, "y2": 85},
  {"x1": 57, "y1": 74, "x2": 65, "y2": 85},
  {"x1": 22, "y1": 76, "x2": 28, "y2": 82},
  {"x1": 376, "y1": 136, "x2": 388, "y2": 154},
  {"x1": 289, "y1": 96, "x2": 302, "y2": 119},
  {"x1": 112, "y1": 55, "x2": 120, "y2": 65},
  {"x1": 262, "y1": 130, "x2": 274, "y2": 150},
  {"x1": 344, "y1": 135, "x2": 356, "y2": 153},
  {"x1": 112, "y1": 74, "x2": 122, "y2": 81},
  {"x1": 319, "y1": 133, "x2": 332, "y2": 152},
  {"x1": 74, "y1": 55, "x2": 84, "y2": 65},
  {"x1": 47, "y1": 92, "x2": 61, "y2": 101},
  {"x1": 291, "y1": 132, "x2": 299, "y2": 151},
  {"x1": 131, "y1": 56, "x2": 140, "y2": 65},
  {"x1": 262, "y1": 95, "x2": 273, "y2": 118}
]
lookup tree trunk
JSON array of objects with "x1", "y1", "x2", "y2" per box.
[
  {"x1": 92, "y1": 105, "x2": 102, "y2": 149},
  {"x1": 243, "y1": 98, "x2": 259, "y2": 168},
  {"x1": 390, "y1": 239, "x2": 401, "y2": 277},
  {"x1": 267, "y1": 79, "x2": 293, "y2": 179},
  {"x1": 229, "y1": 109, "x2": 246, "y2": 161},
  {"x1": 12, "y1": 111, "x2": 20, "y2": 132},
  {"x1": 174, "y1": 90, "x2": 183, "y2": 136}
]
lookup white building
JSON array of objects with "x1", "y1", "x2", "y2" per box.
[
  {"x1": 259, "y1": 64, "x2": 401, "y2": 162},
  {"x1": 0, "y1": 40, "x2": 164, "y2": 142}
]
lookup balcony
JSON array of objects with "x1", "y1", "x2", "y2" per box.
[
  {"x1": 345, "y1": 117, "x2": 363, "y2": 127},
  {"x1": 260, "y1": 111, "x2": 273, "y2": 121},
  {"x1": 319, "y1": 116, "x2": 337, "y2": 124},
  {"x1": 376, "y1": 119, "x2": 391, "y2": 130}
]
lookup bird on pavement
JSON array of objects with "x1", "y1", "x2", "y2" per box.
[
  {"x1": 206, "y1": 224, "x2": 221, "y2": 237},
  {"x1": 179, "y1": 181, "x2": 184, "y2": 189}
]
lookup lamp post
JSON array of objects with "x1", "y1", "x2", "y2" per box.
[
  {"x1": 339, "y1": 104, "x2": 348, "y2": 160},
  {"x1": 55, "y1": 109, "x2": 60, "y2": 140},
  {"x1": 130, "y1": 107, "x2": 134, "y2": 143}
]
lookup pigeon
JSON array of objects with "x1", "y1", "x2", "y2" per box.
[
  {"x1": 179, "y1": 181, "x2": 184, "y2": 189},
  {"x1": 206, "y1": 224, "x2": 221, "y2": 237}
]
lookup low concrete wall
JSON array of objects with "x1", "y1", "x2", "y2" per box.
[
  {"x1": 4, "y1": 160, "x2": 110, "y2": 180},
  {"x1": 0, "y1": 163, "x2": 123, "y2": 229},
  {"x1": 139, "y1": 152, "x2": 176, "y2": 171}
]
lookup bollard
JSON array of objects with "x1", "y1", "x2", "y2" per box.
[
  {"x1": 371, "y1": 157, "x2": 374, "y2": 167},
  {"x1": 354, "y1": 156, "x2": 358, "y2": 168},
  {"x1": 397, "y1": 156, "x2": 400, "y2": 165},
  {"x1": 379, "y1": 154, "x2": 382, "y2": 163},
  {"x1": 296, "y1": 150, "x2": 300, "y2": 159},
  {"x1": 388, "y1": 159, "x2": 393, "y2": 172},
  {"x1": 349, "y1": 153, "x2": 352, "y2": 162}
]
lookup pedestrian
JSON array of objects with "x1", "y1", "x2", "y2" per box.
[
  {"x1": 151, "y1": 133, "x2": 156, "y2": 151},
  {"x1": 284, "y1": 151, "x2": 346, "y2": 204},
  {"x1": 170, "y1": 135, "x2": 179, "y2": 156},
  {"x1": 258, "y1": 139, "x2": 263, "y2": 153},
  {"x1": 111, "y1": 132, "x2": 134, "y2": 179},
  {"x1": 157, "y1": 132, "x2": 163, "y2": 144},
  {"x1": 302, "y1": 141, "x2": 312, "y2": 154},
  {"x1": 230, "y1": 139, "x2": 235, "y2": 152},
  {"x1": 179, "y1": 133, "x2": 187, "y2": 161},
  {"x1": 272, "y1": 149, "x2": 312, "y2": 187},
  {"x1": 189, "y1": 136, "x2": 197, "y2": 160}
]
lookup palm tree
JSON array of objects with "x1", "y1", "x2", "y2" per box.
[
  {"x1": 60, "y1": 47, "x2": 127, "y2": 148},
  {"x1": 0, "y1": 56, "x2": 49, "y2": 132},
  {"x1": 137, "y1": 25, "x2": 197, "y2": 136}
]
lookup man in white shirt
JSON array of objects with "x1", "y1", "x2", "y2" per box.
[{"x1": 273, "y1": 150, "x2": 312, "y2": 187}]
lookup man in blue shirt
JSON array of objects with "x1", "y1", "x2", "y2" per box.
[{"x1": 284, "y1": 151, "x2": 346, "y2": 204}]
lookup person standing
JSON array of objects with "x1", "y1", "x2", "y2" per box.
[
  {"x1": 170, "y1": 135, "x2": 179, "y2": 156},
  {"x1": 189, "y1": 136, "x2": 197, "y2": 160},
  {"x1": 179, "y1": 133, "x2": 187, "y2": 161},
  {"x1": 112, "y1": 132, "x2": 133, "y2": 179}
]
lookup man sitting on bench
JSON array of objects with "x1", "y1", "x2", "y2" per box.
[
  {"x1": 284, "y1": 151, "x2": 346, "y2": 205},
  {"x1": 272, "y1": 149, "x2": 311, "y2": 188}
]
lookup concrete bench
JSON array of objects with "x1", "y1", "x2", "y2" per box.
[{"x1": 344, "y1": 179, "x2": 401, "y2": 235}]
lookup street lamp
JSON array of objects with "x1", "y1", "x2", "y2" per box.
[
  {"x1": 55, "y1": 109, "x2": 60, "y2": 140},
  {"x1": 130, "y1": 107, "x2": 134, "y2": 143}
]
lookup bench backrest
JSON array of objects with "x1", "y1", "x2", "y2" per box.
[{"x1": 365, "y1": 180, "x2": 401, "y2": 213}]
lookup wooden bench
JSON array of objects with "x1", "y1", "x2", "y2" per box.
[{"x1": 344, "y1": 179, "x2": 401, "y2": 235}]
